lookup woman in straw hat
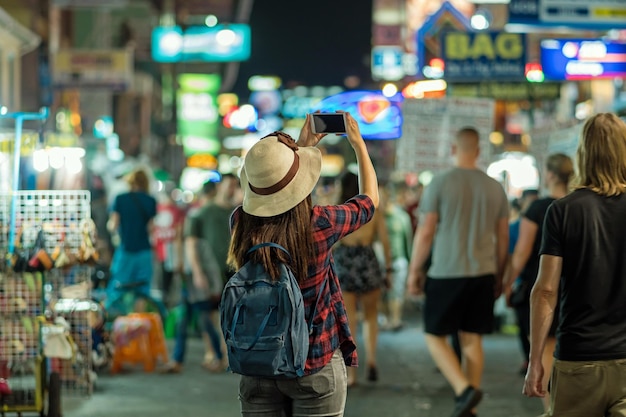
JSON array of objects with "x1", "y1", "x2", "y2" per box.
[{"x1": 227, "y1": 112, "x2": 379, "y2": 416}]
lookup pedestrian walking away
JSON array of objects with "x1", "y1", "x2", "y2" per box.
[
  {"x1": 407, "y1": 127, "x2": 510, "y2": 417},
  {"x1": 523, "y1": 113, "x2": 626, "y2": 416}
]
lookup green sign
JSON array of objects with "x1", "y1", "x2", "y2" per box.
[
  {"x1": 177, "y1": 74, "x2": 221, "y2": 156},
  {"x1": 448, "y1": 82, "x2": 561, "y2": 100}
]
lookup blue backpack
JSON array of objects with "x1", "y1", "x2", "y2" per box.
[{"x1": 219, "y1": 242, "x2": 326, "y2": 379}]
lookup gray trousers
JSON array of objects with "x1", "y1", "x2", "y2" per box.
[{"x1": 239, "y1": 350, "x2": 347, "y2": 417}]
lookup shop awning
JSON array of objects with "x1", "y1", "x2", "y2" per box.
[{"x1": 0, "y1": 7, "x2": 41, "y2": 55}]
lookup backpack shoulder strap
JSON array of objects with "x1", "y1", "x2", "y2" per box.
[
  {"x1": 246, "y1": 242, "x2": 291, "y2": 261},
  {"x1": 246, "y1": 241, "x2": 326, "y2": 334}
]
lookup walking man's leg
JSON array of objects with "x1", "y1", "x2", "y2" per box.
[
  {"x1": 458, "y1": 331, "x2": 484, "y2": 389},
  {"x1": 425, "y1": 333, "x2": 470, "y2": 395}
]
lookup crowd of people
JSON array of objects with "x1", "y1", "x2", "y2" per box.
[{"x1": 98, "y1": 111, "x2": 626, "y2": 417}]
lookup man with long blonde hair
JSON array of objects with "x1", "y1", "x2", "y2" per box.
[{"x1": 523, "y1": 113, "x2": 626, "y2": 415}]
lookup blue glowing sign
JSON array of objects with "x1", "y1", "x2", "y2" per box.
[
  {"x1": 152, "y1": 24, "x2": 251, "y2": 63},
  {"x1": 541, "y1": 39, "x2": 626, "y2": 80},
  {"x1": 312, "y1": 91, "x2": 403, "y2": 140}
]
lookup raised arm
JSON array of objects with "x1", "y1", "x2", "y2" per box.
[{"x1": 344, "y1": 113, "x2": 378, "y2": 208}]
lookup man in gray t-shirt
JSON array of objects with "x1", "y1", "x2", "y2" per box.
[{"x1": 407, "y1": 127, "x2": 509, "y2": 417}]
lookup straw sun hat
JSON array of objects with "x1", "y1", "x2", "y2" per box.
[{"x1": 240, "y1": 131, "x2": 322, "y2": 217}]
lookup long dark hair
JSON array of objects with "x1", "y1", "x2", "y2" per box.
[
  {"x1": 227, "y1": 196, "x2": 314, "y2": 282},
  {"x1": 339, "y1": 171, "x2": 359, "y2": 203}
]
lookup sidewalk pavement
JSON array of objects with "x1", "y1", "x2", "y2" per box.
[{"x1": 63, "y1": 306, "x2": 544, "y2": 417}]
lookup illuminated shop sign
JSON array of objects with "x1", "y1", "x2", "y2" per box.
[
  {"x1": 441, "y1": 31, "x2": 527, "y2": 82},
  {"x1": 177, "y1": 74, "x2": 221, "y2": 156},
  {"x1": 448, "y1": 82, "x2": 561, "y2": 100},
  {"x1": 508, "y1": 0, "x2": 626, "y2": 29},
  {"x1": 540, "y1": 39, "x2": 626, "y2": 80},
  {"x1": 152, "y1": 24, "x2": 251, "y2": 63},
  {"x1": 540, "y1": 0, "x2": 626, "y2": 26},
  {"x1": 312, "y1": 90, "x2": 403, "y2": 140}
]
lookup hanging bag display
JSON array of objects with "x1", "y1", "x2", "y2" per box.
[
  {"x1": 11, "y1": 226, "x2": 32, "y2": 273},
  {"x1": 28, "y1": 228, "x2": 53, "y2": 271},
  {"x1": 78, "y1": 219, "x2": 99, "y2": 265},
  {"x1": 42, "y1": 320, "x2": 75, "y2": 360}
]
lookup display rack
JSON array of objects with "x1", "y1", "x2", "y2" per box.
[{"x1": 0, "y1": 190, "x2": 94, "y2": 404}]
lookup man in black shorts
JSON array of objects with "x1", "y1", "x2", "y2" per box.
[{"x1": 407, "y1": 127, "x2": 509, "y2": 417}]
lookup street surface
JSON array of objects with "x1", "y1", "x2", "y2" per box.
[{"x1": 64, "y1": 305, "x2": 543, "y2": 417}]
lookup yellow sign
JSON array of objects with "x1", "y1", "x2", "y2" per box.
[
  {"x1": 46, "y1": 133, "x2": 80, "y2": 147},
  {"x1": 187, "y1": 154, "x2": 218, "y2": 170},
  {"x1": 52, "y1": 49, "x2": 133, "y2": 88},
  {"x1": 0, "y1": 131, "x2": 40, "y2": 156},
  {"x1": 444, "y1": 32, "x2": 524, "y2": 60}
]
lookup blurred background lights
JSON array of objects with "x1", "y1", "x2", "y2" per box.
[
  {"x1": 93, "y1": 116, "x2": 114, "y2": 139},
  {"x1": 65, "y1": 158, "x2": 83, "y2": 174},
  {"x1": 470, "y1": 9, "x2": 492, "y2": 30},
  {"x1": 0, "y1": 106, "x2": 7, "y2": 115},
  {"x1": 48, "y1": 148, "x2": 64, "y2": 169},
  {"x1": 489, "y1": 131, "x2": 504, "y2": 146},
  {"x1": 160, "y1": 31, "x2": 183, "y2": 55},
  {"x1": 418, "y1": 171, "x2": 434, "y2": 187},
  {"x1": 229, "y1": 104, "x2": 258, "y2": 129},
  {"x1": 382, "y1": 83, "x2": 398, "y2": 97},
  {"x1": 33, "y1": 149, "x2": 49, "y2": 172},
  {"x1": 205, "y1": 14, "x2": 218, "y2": 27},
  {"x1": 216, "y1": 29, "x2": 236, "y2": 47}
]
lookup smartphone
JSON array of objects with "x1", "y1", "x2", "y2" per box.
[{"x1": 310, "y1": 113, "x2": 347, "y2": 134}]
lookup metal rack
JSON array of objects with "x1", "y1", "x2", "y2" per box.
[{"x1": 0, "y1": 190, "x2": 94, "y2": 408}]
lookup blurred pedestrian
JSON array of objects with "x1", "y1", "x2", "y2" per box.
[
  {"x1": 106, "y1": 168, "x2": 167, "y2": 319},
  {"x1": 333, "y1": 170, "x2": 392, "y2": 386},
  {"x1": 227, "y1": 113, "x2": 379, "y2": 416},
  {"x1": 523, "y1": 113, "x2": 626, "y2": 416},
  {"x1": 153, "y1": 181, "x2": 186, "y2": 308},
  {"x1": 380, "y1": 182, "x2": 413, "y2": 331},
  {"x1": 506, "y1": 188, "x2": 538, "y2": 374},
  {"x1": 407, "y1": 127, "x2": 509, "y2": 417},
  {"x1": 161, "y1": 180, "x2": 228, "y2": 373},
  {"x1": 504, "y1": 154, "x2": 573, "y2": 412}
]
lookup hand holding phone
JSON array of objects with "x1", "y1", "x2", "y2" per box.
[{"x1": 310, "y1": 113, "x2": 347, "y2": 134}]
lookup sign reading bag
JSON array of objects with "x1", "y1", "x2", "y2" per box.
[{"x1": 441, "y1": 32, "x2": 527, "y2": 82}]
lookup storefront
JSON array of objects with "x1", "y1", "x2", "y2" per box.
[{"x1": 0, "y1": 7, "x2": 40, "y2": 112}]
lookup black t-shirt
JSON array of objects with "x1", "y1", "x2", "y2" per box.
[
  {"x1": 541, "y1": 188, "x2": 626, "y2": 361},
  {"x1": 519, "y1": 197, "x2": 555, "y2": 285}
]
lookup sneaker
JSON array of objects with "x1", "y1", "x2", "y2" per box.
[
  {"x1": 202, "y1": 358, "x2": 228, "y2": 373},
  {"x1": 450, "y1": 386, "x2": 483, "y2": 417},
  {"x1": 367, "y1": 366, "x2": 378, "y2": 382},
  {"x1": 159, "y1": 362, "x2": 183, "y2": 374}
]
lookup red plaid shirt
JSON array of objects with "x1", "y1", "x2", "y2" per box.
[{"x1": 231, "y1": 195, "x2": 375, "y2": 375}]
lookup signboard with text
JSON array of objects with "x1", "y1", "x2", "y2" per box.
[
  {"x1": 152, "y1": 24, "x2": 251, "y2": 63},
  {"x1": 51, "y1": 49, "x2": 132, "y2": 89},
  {"x1": 541, "y1": 39, "x2": 626, "y2": 80},
  {"x1": 508, "y1": 0, "x2": 626, "y2": 28},
  {"x1": 508, "y1": 0, "x2": 540, "y2": 24},
  {"x1": 540, "y1": 0, "x2": 626, "y2": 25},
  {"x1": 395, "y1": 97, "x2": 495, "y2": 174},
  {"x1": 177, "y1": 74, "x2": 221, "y2": 157},
  {"x1": 448, "y1": 82, "x2": 561, "y2": 100},
  {"x1": 441, "y1": 32, "x2": 527, "y2": 82}
]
